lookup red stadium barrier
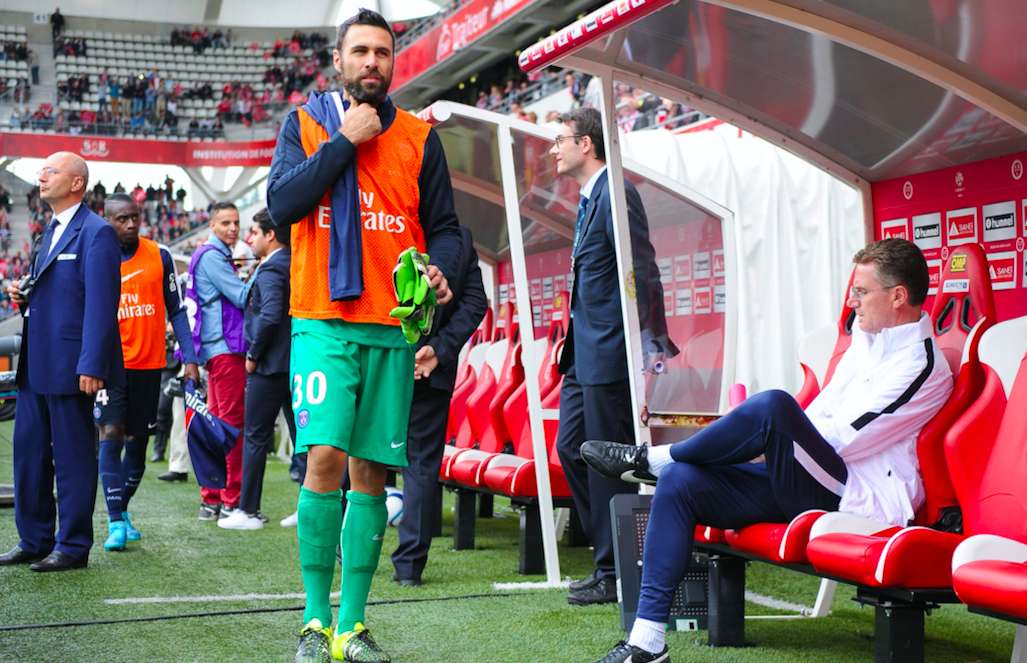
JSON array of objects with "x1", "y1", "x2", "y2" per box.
[
  {"x1": 393, "y1": 0, "x2": 539, "y2": 92},
  {"x1": 0, "y1": 132, "x2": 275, "y2": 167}
]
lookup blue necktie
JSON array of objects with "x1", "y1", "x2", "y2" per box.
[
  {"x1": 33, "y1": 219, "x2": 59, "y2": 278},
  {"x1": 572, "y1": 195, "x2": 588, "y2": 255}
]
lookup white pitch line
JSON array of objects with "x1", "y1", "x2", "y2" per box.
[
  {"x1": 104, "y1": 591, "x2": 340, "y2": 605},
  {"x1": 744, "y1": 590, "x2": 812, "y2": 615},
  {"x1": 492, "y1": 580, "x2": 570, "y2": 591}
]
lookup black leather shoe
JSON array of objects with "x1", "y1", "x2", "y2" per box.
[
  {"x1": 594, "y1": 641, "x2": 670, "y2": 663},
  {"x1": 158, "y1": 470, "x2": 188, "y2": 482},
  {"x1": 568, "y1": 576, "x2": 617, "y2": 605},
  {"x1": 569, "y1": 570, "x2": 601, "y2": 592},
  {"x1": 392, "y1": 572, "x2": 422, "y2": 587},
  {"x1": 581, "y1": 441, "x2": 657, "y2": 485},
  {"x1": 30, "y1": 551, "x2": 87, "y2": 572},
  {"x1": 150, "y1": 452, "x2": 165, "y2": 462},
  {"x1": 0, "y1": 545, "x2": 48, "y2": 566}
]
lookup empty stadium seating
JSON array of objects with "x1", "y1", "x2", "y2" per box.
[
  {"x1": 0, "y1": 25, "x2": 30, "y2": 99},
  {"x1": 53, "y1": 29, "x2": 320, "y2": 122},
  {"x1": 442, "y1": 294, "x2": 578, "y2": 573}
]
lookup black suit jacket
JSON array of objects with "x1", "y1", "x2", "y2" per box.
[
  {"x1": 420, "y1": 227, "x2": 487, "y2": 392},
  {"x1": 559, "y1": 169, "x2": 676, "y2": 385},
  {"x1": 244, "y1": 247, "x2": 291, "y2": 376}
]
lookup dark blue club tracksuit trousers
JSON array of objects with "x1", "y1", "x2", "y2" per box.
[{"x1": 637, "y1": 389, "x2": 848, "y2": 622}]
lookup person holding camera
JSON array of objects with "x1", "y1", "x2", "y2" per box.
[{"x1": 0, "y1": 152, "x2": 122, "y2": 572}]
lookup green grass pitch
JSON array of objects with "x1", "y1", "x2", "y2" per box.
[{"x1": 0, "y1": 421, "x2": 1016, "y2": 662}]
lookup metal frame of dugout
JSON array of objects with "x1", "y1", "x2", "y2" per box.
[{"x1": 418, "y1": 100, "x2": 737, "y2": 585}]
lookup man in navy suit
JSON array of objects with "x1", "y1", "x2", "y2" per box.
[
  {"x1": 550, "y1": 108, "x2": 675, "y2": 605},
  {"x1": 0, "y1": 151, "x2": 121, "y2": 572},
  {"x1": 218, "y1": 208, "x2": 295, "y2": 530},
  {"x1": 391, "y1": 226, "x2": 487, "y2": 585}
]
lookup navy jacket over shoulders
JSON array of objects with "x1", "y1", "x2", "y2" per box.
[
  {"x1": 18, "y1": 203, "x2": 123, "y2": 395},
  {"x1": 244, "y1": 247, "x2": 291, "y2": 376}
]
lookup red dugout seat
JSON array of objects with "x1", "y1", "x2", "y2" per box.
[
  {"x1": 442, "y1": 303, "x2": 517, "y2": 478},
  {"x1": 949, "y1": 316, "x2": 1027, "y2": 626},
  {"x1": 450, "y1": 293, "x2": 570, "y2": 489},
  {"x1": 806, "y1": 245, "x2": 996, "y2": 588},
  {"x1": 794, "y1": 270, "x2": 856, "y2": 408},
  {"x1": 447, "y1": 310, "x2": 495, "y2": 444},
  {"x1": 729, "y1": 244, "x2": 994, "y2": 568},
  {"x1": 481, "y1": 379, "x2": 571, "y2": 499}
]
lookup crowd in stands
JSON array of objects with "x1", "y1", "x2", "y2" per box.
[
  {"x1": 0, "y1": 177, "x2": 213, "y2": 320},
  {"x1": 0, "y1": 78, "x2": 30, "y2": 104},
  {"x1": 1, "y1": 39, "x2": 29, "y2": 61},
  {"x1": 80, "y1": 178, "x2": 211, "y2": 245},
  {"x1": 464, "y1": 69, "x2": 705, "y2": 131},
  {"x1": 18, "y1": 30, "x2": 333, "y2": 138},
  {"x1": 170, "y1": 26, "x2": 232, "y2": 53},
  {"x1": 215, "y1": 31, "x2": 331, "y2": 127},
  {"x1": 53, "y1": 34, "x2": 87, "y2": 57}
]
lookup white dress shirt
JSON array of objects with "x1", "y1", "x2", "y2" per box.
[
  {"x1": 47, "y1": 202, "x2": 82, "y2": 257},
  {"x1": 805, "y1": 313, "x2": 953, "y2": 525}
]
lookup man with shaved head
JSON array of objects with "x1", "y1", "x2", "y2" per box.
[{"x1": 0, "y1": 151, "x2": 122, "y2": 572}]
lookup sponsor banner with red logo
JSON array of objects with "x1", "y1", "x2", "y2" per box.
[
  {"x1": 873, "y1": 150, "x2": 1027, "y2": 320},
  {"x1": 987, "y1": 251, "x2": 1017, "y2": 291},
  {"x1": 881, "y1": 217, "x2": 908, "y2": 240},
  {"x1": 0, "y1": 132, "x2": 275, "y2": 166},
  {"x1": 394, "y1": 0, "x2": 538, "y2": 93}
]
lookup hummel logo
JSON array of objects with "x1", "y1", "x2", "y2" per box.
[
  {"x1": 390, "y1": 441, "x2": 405, "y2": 449},
  {"x1": 121, "y1": 269, "x2": 145, "y2": 283},
  {"x1": 372, "y1": 534, "x2": 383, "y2": 541}
]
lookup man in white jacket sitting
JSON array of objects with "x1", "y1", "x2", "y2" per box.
[{"x1": 582, "y1": 238, "x2": 953, "y2": 663}]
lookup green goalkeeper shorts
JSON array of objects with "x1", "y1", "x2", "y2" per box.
[{"x1": 290, "y1": 319, "x2": 414, "y2": 467}]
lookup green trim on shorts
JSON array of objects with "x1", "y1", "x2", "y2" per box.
[
  {"x1": 290, "y1": 319, "x2": 413, "y2": 466},
  {"x1": 291, "y1": 318, "x2": 408, "y2": 349}
]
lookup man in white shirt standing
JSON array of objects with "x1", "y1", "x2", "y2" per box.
[{"x1": 581, "y1": 238, "x2": 953, "y2": 663}]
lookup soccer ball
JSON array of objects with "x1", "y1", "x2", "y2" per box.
[{"x1": 385, "y1": 487, "x2": 403, "y2": 527}]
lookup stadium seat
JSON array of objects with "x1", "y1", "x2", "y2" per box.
[
  {"x1": 794, "y1": 269, "x2": 856, "y2": 408},
  {"x1": 442, "y1": 302, "x2": 517, "y2": 478},
  {"x1": 449, "y1": 292, "x2": 569, "y2": 489},
  {"x1": 447, "y1": 341, "x2": 525, "y2": 486},
  {"x1": 728, "y1": 244, "x2": 995, "y2": 568},
  {"x1": 446, "y1": 308, "x2": 495, "y2": 445},
  {"x1": 946, "y1": 317, "x2": 1027, "y2": 632}
]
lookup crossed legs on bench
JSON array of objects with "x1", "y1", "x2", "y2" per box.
[{"x1": 585, "y1": 390, "x2": 846, "y2": 661}]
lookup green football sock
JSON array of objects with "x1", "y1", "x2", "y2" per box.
[
  {"x1": 297, "y1": 486, "x2": 343, "y2": 626},
  {"x1": 337, "y1": 489, "x2": 387, "y2": 632}
]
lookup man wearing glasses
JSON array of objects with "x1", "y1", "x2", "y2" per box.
[
  {"x1": 583, "y1": 238, "x2": 953, "y2": 662},
  {"x1": 0, "y1": 152, "x2": 121, "y2": 572},
  {"x1": 549, "y1": 107, "x2": 674, "y2": 608}
]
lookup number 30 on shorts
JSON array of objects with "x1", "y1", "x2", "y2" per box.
[{"x1": 293, "y1": 371, "x2": 328, "y2": 409}]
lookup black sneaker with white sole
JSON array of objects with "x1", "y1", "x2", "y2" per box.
[
  {"x1": 581, "y1": 441, "x2": 657, "y2": 485},
  {"x1": 198, "y1": 503, "x2": 221, "y2": 521},
  {"x1": 594, "y1": 641, "x2": 670, "y2": 663}
]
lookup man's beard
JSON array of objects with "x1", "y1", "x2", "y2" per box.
[{"x1": 344, "y1": 72, "x2": 390, "y2": 106}]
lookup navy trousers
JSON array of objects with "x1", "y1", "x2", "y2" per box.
[
  {"x1": 392, "y1": 380, "x2": 451, "y2": 581},
  {"x1": 556, "y1": 367, "x2": 636, "y2": 579},
  {"x1": 13, "y1": 382, "x2": 98, "y2": 559},
  {"x1": 637, "y1": 390, "x2": 847, "y2": 622},
  {"x1": 239, "y1": 372, "x2": 295, "y2": 515}
]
